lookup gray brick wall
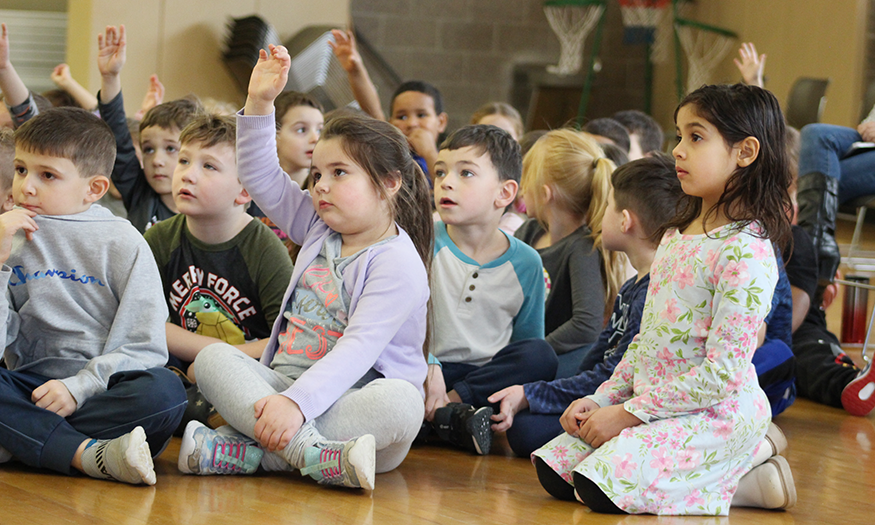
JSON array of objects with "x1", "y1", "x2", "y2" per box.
[{"x1": 352, "y1": 0, "x2": 649, "y2": 132}]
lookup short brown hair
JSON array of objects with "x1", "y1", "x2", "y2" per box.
[
  {"x1": 0, "y1": 128, "x2": 14, "y2": 190},
  {"x1": 179, "y1": 114, "x2": 236, "y2": 150},
  {"x1": 140, "y1": 97, "x2": 204, "y2": 135},
  {"x1": 275, "y1": 91, "x2": 324, "y2": 129},
  {"x1": 14, "y1": 107, "x2": 115, "y2": 178}
]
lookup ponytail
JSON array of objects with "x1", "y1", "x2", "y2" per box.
[{"x1": 587, "y1": 155, "x2": 624, "y2": 315}]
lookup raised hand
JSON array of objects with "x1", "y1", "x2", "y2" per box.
[
  {"x1": 244, "y1": 44, "x2": 290, "y2": 116},
  {"x1": 733, "y1": 42, "x2": 766, "y2": 88},
  {"x1": 329, "y1": 29, "x2": 362, "y2": 74},
  {"x1": 97, "y1": 25, "x2": 127, "y2": 79},
  {"x1": 134, "y1": 74, "x2": 165, "y2": 120},
  {"x1": 50, "y1": 64, "x2": 73, "y2": 88},
  {"x1": 0, "y1": 23, "x2": 10, "y2": 70}
]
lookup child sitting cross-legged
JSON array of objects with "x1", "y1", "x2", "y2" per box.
[
  {"x1": 0, "y1": 107, "x2": 186, "y2": 485},
  {"x1": 143, "y1": 114, "x2": 293, "y2": 429},
  {"x1": 176, "y1": 45, "x2": 432, "y2": 491},
  {"x1": 423, "y1": 124, "x2": 556, "y2": 455},
  {"x1": 490, "y1": 153, "x2": 685, "y2": 457}
]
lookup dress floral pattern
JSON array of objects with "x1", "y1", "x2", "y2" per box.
[{"x1": 532, "y1": 223, "x2": 776, "y2": 515}]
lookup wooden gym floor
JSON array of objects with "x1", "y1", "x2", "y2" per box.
[{"x1": 1, "y1": 220, "x2": 873, "y2": 524}]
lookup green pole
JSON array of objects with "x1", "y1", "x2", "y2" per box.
[{"x1": 575, "y1": 2, "x2": 607, "y2": 127}]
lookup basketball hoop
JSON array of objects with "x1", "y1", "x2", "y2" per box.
[
  {"x1": 543, "y1": 0, "x2": 606, "y2": 75},
  {"x1": 619, "y1": 0, "x2": 669, "y2": 45},
  {"x1": 675, "y1": 17, "x2": 737, "y2": 95}
]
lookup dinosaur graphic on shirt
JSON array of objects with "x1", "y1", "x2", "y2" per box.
[{"x1": 184, "y1": 295, "x2": 245, "y2": 344}]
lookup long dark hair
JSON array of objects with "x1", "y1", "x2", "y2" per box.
[
  {"x1": 666, "y1": 83, "x2": 793, "y2": 250},
  {"x1": 319, "y1": 114, "x2": 434, "y2": 266}
]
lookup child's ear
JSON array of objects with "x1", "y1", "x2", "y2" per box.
[
  {"x1": 736, "y1": 136, "x2": 760, "y2": 168},
  {"x1": 1, "y1": 191, "x2": 14, "y2": 212},
  {"x1": 437, "y1": 112, "x2": 449, "y2": 134},
  {"x1": 380, "y1": 171, "x2": 403, "y2": 199},
  {"x1": 620, "y1": 209, "x2": 634, "y2": 234},
  {"x1": 541, "y1": 184, "x2": 553, "y2": 204},
  {"x1": 496, "y1": 179, "x2": 518, "y2": 209},
  {"x1": 85, "y1": 175, "x2": 110, "y2": 203},
  {"x1": 235, "y1": 187, "x2": 252, "y2": 206}
]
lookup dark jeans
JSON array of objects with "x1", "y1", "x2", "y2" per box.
[
  {"x1": 0, "y1": 367, "x2": 186, "y2": 474},
  {"x1": 506, "y1": 410, "x2": 564, "y2": 458},
  {"x1": 442, "y1": 338, "x2": 557, "y2": 408}
]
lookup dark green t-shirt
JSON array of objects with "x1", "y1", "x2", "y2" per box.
[{"x1": 145, "y1": 214, "x2": 293, "y2": 343}]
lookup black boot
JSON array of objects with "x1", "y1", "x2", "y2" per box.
[{"x1": 796, "y1": 172, "x2": 841, "y2": 285}]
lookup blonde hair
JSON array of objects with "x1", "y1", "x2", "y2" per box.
[
  {"x1": 470, "y1": 102, "x2": 524, "y2": 140},
  {"x1": 521, "y1": 129, "x2": 624, "y2": 314}
]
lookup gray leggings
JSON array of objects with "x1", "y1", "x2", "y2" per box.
[{"x1": 194, "y1": 343, "x2": 424, "y2": 473}]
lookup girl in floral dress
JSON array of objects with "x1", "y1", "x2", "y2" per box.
[{"x1": 531, "y1": 84, "x2": 795, "y2": 515}]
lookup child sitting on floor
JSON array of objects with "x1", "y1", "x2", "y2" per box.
[{"x1": 0, "y1": 107, "x2": 186, "y2": 485}]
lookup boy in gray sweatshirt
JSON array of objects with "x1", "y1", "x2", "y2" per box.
[{"x1": 0, "y1": 107, "x2": 186, "y2": 485}]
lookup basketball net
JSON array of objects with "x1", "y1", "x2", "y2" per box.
[
  {"x1": 675, "y1": 21, "x2": 736, "y2": 94},
  {"x1": 544, "y1": 1, "x2": 605, "y2": 75}
]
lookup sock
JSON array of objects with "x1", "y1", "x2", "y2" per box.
[
  {"x1": 279, "y1": 422, "x2": 322, "y2": 469},
  {"x1": 0, "y1": 445, "x2": 11, "y2": 463},
  {"x1": 79, "y1": 427, "x2": 156, "y2": 485},
  {"x1": 260, "y1": 451, "x2": 294, "y2": 472}
]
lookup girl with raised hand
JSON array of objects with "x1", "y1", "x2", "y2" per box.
[{"x1": 178, "y1": 44, "x2": 433, "y2": 491}]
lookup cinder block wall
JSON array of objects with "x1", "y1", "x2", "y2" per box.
[{"x1": 352, "y1": 0, "x2": 648, "y2": 132}]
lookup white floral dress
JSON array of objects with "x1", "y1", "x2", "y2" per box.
[{"x1": 533, "y1": 223, "x2": 776, "y2": 515}]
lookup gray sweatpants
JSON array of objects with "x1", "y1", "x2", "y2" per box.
[{"x1": 194, "y1": 343, "x2": 424, "y2": 473}]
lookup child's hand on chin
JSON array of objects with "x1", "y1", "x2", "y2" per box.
[
  {"x1": 0, "y1": 208, "x2": 38, "y2": 264},
  {"x1": 253, "y1": 394, "x2": 304, "y2": 452}
]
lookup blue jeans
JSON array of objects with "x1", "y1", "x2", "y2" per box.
[
  {"x1": 441, "y1": 338, "x2": 557, "y2": 408},
  {"x1": 798, "y1": 123, "x2": 875, "y2": 203},
  {"x1": 0, "y1": 367, "x2": 186, "y2": 474}
]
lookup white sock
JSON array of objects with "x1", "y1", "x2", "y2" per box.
[
  {"x1": 80, "y1": 427, "x2": 156, "y2": 485},
  {"x1": 280, "y1": 422, "x2": 322, "y2": 469}
]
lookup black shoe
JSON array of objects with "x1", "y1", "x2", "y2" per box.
[{"x1": 433, "y1": 403, "x2": 494, "y2": 455}]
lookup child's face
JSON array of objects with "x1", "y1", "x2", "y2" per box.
[
  {"x1": 140, "y1": 125, "x2": 181, "y2": 196},
  {"x1": 277, "y1": 105, "x2": 323, "y2": 174},
  {"x1": 477, "y1": 114, "x2": 519, "y2": 141},
  {"x1": 672, "y1": 105, "x2": 740, "y2": 207},
  {"x1": 390, "y1": 91, "x2": 447, "y2": 139},
  {"x1": 172, "y1": 141, "x2": 246, "y2": 219},
  {"x1": 12, "y1": 149, "x2": 104, "y2": 215},
  {"x1": 310, "y1": 137, "x2": 394, "y2": 236},
  {"x1": 601, "y1": 189, "x2": 626, "y2": 252},
  {"x1": 433, "y1": 146, "x2": 514, "y2": 226}
]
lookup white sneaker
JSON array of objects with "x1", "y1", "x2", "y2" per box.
[{"x1": 735, "y1": 455, "x2": 797, "y2": 510}]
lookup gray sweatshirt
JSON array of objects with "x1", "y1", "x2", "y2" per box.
[{"x1": 1, "y1": 205, "x2": 168, "y2": 406}]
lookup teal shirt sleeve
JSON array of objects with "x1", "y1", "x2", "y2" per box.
[{"x1": 510, "y1": 239, "x2": 546, "y2": 342}]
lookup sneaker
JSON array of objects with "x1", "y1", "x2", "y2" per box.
[
  {"x1": 752, "y1": 422, "x2": 789, "y2": 467},
  {"x1": 178, "y1": 421, "x2": 263, "y2": 475},
  {"x1": 737, "y1": 455, "x2": 797, "y2": 510},
  {"x1": 433, "y1": 403, "x2": 494, "y2": 455},
  {"x1": 842, "y1": 360, "x2": 875, "y2": 416},
  {"x1": 300, "y1": 434, "x2": 375, "y2": 490}
]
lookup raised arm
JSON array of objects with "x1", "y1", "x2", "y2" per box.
[
  {"x1": 97, "y1": 25, "x2": 126, "y2": 104},
  {"x1": 134, "y1": 74, "x2": 164, "y2": 120},
  {"x1": 51, "y1": 64, "x2": 98, "y2": 110},
  {"x1": 0, "y1": 24, "x2": 29, "y2": 108},
  {"x1": 329, "y1": 29, "x2": 384, "y2": 120}
]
